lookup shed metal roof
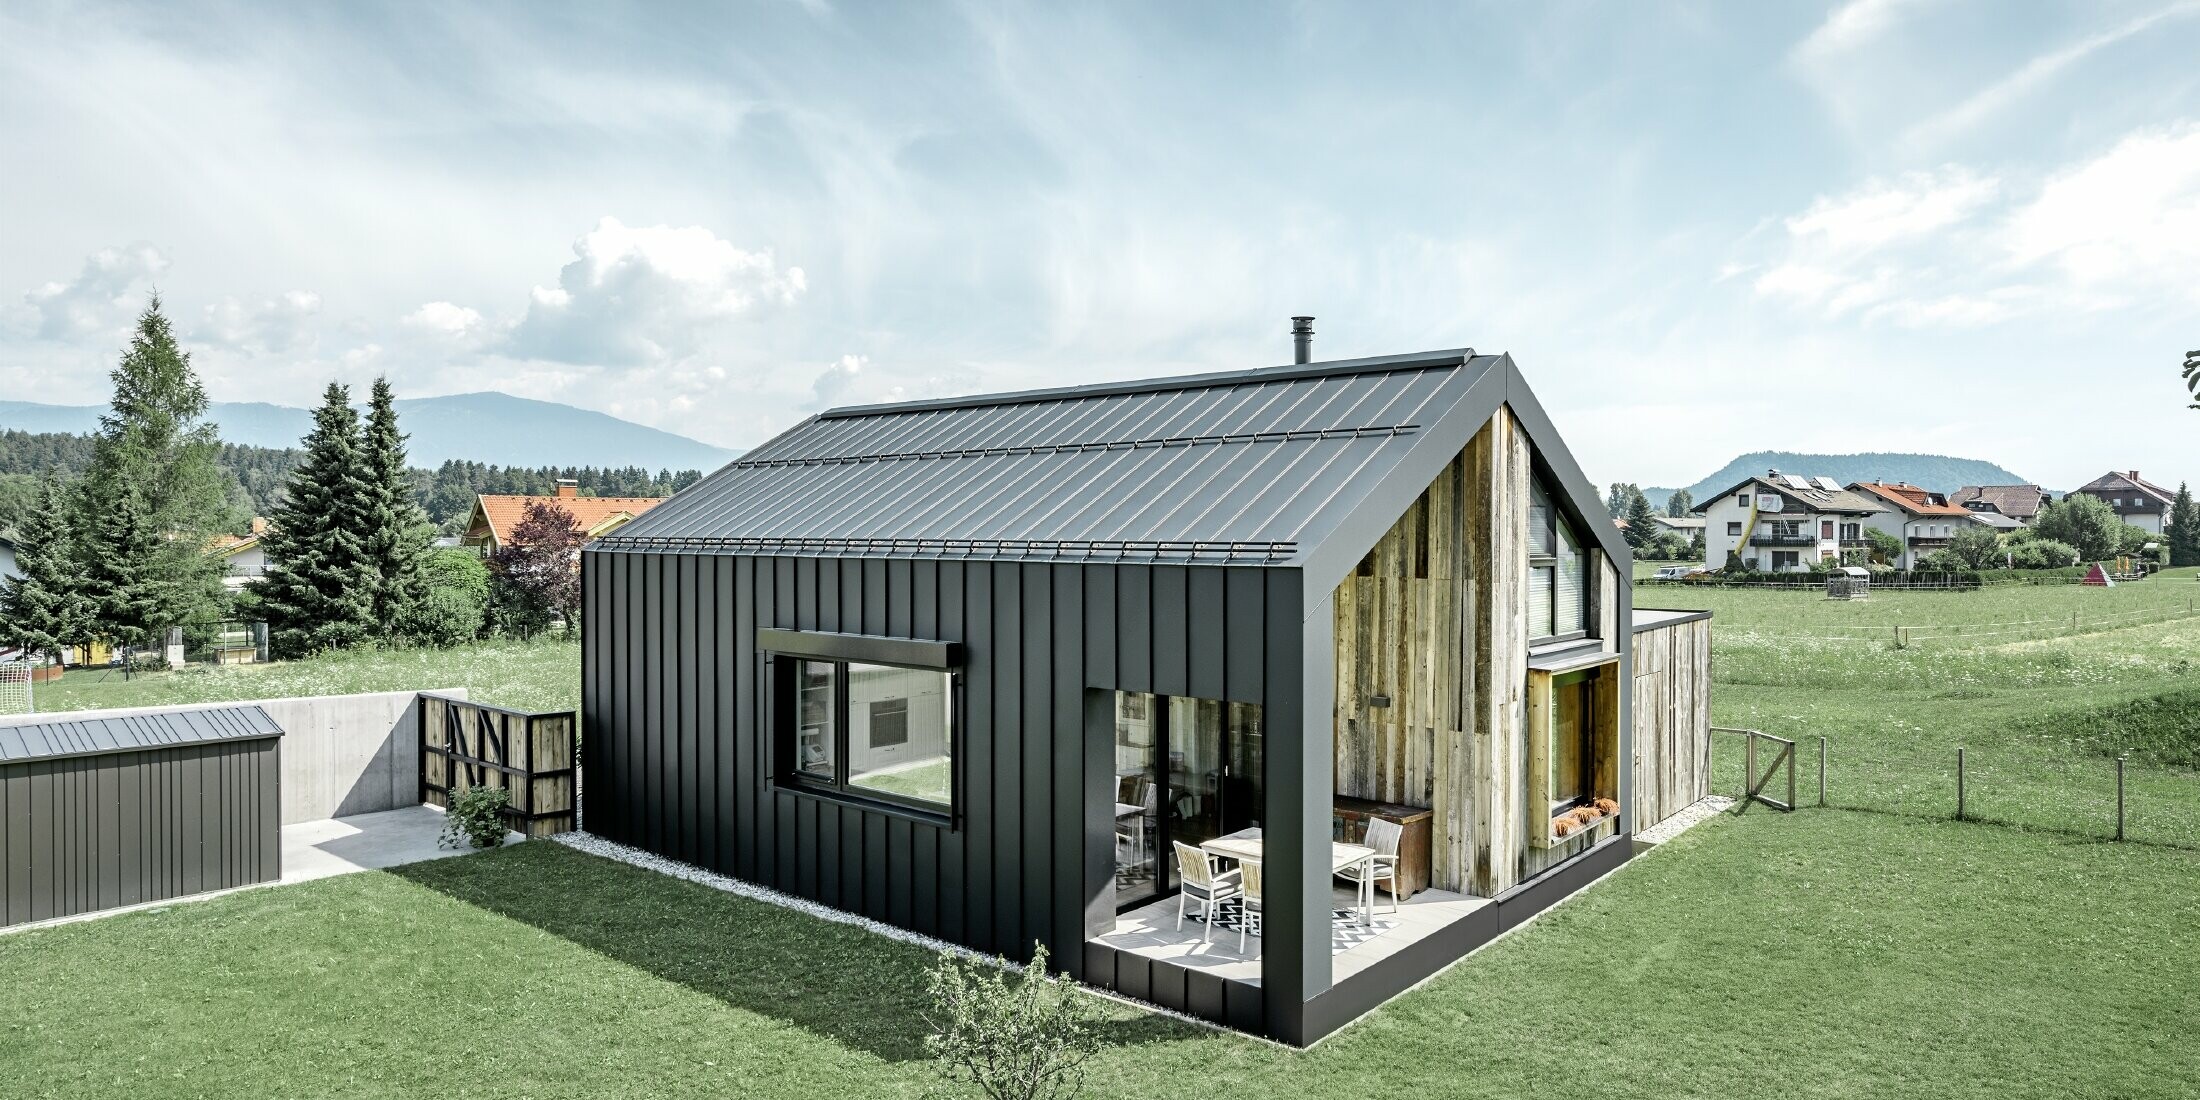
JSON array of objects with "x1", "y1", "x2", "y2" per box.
[
  {"x1": 600, "y1": 351, "x2": 1501, "y2": 564},
  {"x1": 0, "y1": 705, "x2": 283, "y2": 765}
]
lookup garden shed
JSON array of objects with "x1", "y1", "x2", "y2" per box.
[
  {"x1": 582, "y1": 344, "x2": 1713, "y2": 1044},
  {"x1": 0, "y1": 705, "x2": 283, "y2": 927}
]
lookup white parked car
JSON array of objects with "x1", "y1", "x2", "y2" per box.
[{"x1": 1652, "y1": 565, "x2": 1707, "y2": 581}]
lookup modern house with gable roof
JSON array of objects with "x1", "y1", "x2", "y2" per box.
[{"x1": 579, "y1": 334, "x2": 1712, "y2": 1044}]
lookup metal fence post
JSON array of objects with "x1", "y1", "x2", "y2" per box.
[
  {"x1": 1956, "y1": 746, "x2": 1966, "y2": 821},
  {"x1": 2117, "y1": 755, "x2": 2127, "y2": 842},
  {"x1": 1818, "y1": 736, "x2": 1828, "y2": 807}
]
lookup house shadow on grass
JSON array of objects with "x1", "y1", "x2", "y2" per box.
[{"x1": 388, "y1": 841, "x2": 1199, "y2": 1062}]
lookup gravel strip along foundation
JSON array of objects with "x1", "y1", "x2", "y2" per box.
[
  {"x1": 1634, "y1": 795, "x2": 1735, "y2": 846},
  {"x1": 548, "y1": 831, "x2": 1229, "y2": 1036}
]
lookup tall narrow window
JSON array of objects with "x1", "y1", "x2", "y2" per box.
[
  {"x1": 1530, "y1": 481, "x2": 1589, "y2": 641},
  {"x1": 1549, "y1": 671, "x2": 1594, "y2": 812}
]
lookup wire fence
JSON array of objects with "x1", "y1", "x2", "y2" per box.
[
  {"x1": 1709, "y1": 601, "x2": 2200, "y2": 647},
  {"x1": 1712, "y1": 728, "x2": 2200, "y2": 851}
]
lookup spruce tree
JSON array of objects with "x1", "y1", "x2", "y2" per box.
[
  {"x1": 0, "y1": 476, "x2": 94, "y2": 664},
  {"x1": 359, "y1": 377, "x2": 433, "y2": 628},
  {"x1": 80, "y1": 486, "x2": 168, "y2": 651},
  {"x1": 251, "y1": 383, "x2": 376, "y2": 657},
  {"x1": 2169, "y1": 482, "x2": 2200, "y2": 568},
  {"x1": 79, "y1": 296, "x2": 234, "y2": 633},
  {"x1": 1623, "y1": 491, "x2": 1658, "y2": 551}
]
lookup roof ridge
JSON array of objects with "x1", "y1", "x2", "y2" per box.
[{"x1": 813, "y1": 349, "x2": 1480, "y2": 420}]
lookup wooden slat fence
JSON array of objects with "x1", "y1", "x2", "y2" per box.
[{"x1": 420, "y1": 694, "x2": 577, "y2": 836}]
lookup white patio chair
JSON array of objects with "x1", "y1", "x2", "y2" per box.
[
  {"x1": 1238, "y1": 859, "x2": 1264, "y2": 956},
  {"x1": 1336, "y1": 817, "x2": 1403, "y2": 914},
  {"x1": 1173, "y1": 841, "x2": 1242, "y2": 942}
]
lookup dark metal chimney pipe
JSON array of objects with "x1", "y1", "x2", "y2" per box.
[{"x1": 1291, "y1": 316, "x2": 1314, "y2": 364}]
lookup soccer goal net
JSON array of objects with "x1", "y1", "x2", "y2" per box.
[{"x1": 0, "y1": 660, "x2": 30, "y2": 717}]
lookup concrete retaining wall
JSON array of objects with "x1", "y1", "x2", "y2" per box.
[{"x1": 0, "y1": 688, "x2": 467, "y2": 825}]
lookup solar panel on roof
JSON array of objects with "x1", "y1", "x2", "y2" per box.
[
  {"x1": 1782, "y1": 474, "x2": 1811, "y2": 490},
  {"x1": 1813, "y1": 476, "x2": 1842, "y2": 491}
]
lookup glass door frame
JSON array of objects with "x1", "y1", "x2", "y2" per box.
[{"x1": 1113, "y1": 692, "x2": 1263, "y2": 914}]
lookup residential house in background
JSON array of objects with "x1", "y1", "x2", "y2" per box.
[
  {"x1": 462, "y1": 479, "x2": 666, "y2": 554},
  {"x1": 1950, "y1": 484, "x2": 2051, "y2": 525},
  {"x1": 208, "y1": 518, "x2": 269, "y2": 591},
  {"x1": 1649, "y1": 515, "x2": 1704, "y2": 540},
  {"x1": 579, "y1": 344, "x2": 1716, "y2": 1044},
  {"x1": 1694, "y1": 471, "x2": 1881, "y2": 572},
  {"x1": 2070, "y1": 471, "x2": 2176, "y2": 534},
  {"x1": 0, "y1": 532, "x2": 18, "y2": 585},
  {"x1": 1848, "y1": 482, "x2": 1981, "y2": 569}
]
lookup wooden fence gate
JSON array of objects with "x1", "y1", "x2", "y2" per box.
[
  {"x1": 420, "y1": 694, "x2": 577, "y2": 836},
  {"x1": 1717, "y1": 726, "x2": 1796, "y2": 813}
]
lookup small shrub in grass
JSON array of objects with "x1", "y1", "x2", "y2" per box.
[
  {"x1": 439, "y1": 785, "x2": 511, "y2": 849},
  {"x1": 924, "y1": 943, "x2": 1097, "y2": 1100}
]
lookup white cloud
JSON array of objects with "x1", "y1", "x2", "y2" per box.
[
  {"x1": 1782, "y1": 168, "x2": 1998, "y2": 254},
  {"x1": 2003, "y1": 123, "x2": 2200, "y2": 306},
  {"x1": 1794, "y1": 0, "x2": 1927, "y2": 63},
  {"x1": 1904, "y1": 3, "x2": 2200, "y2": 149},
  {"x1": 504, "y1": 216, "x2": 806, "y2": 365},
  {"x1": 807, "y1": 353, "x2": 869, "y2": 410},
  {"x1": 402, "y1": 301, "x2": 493, "y2": 346},
  {"x1": 21, "y1": 243, "x2": 169, "y2": 339},
  {"x1": 196, "y1": 290, "x2": 321, "y2": 354}
]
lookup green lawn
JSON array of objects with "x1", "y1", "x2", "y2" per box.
[
  {"x1": 27, "y1": 636, "x2": 581, "y2": 715},
  {"x1": 5, "y1": 576, "x2": 2198, "y2": 1096},
  {"x1": 4, "y1": 818, "x2": 2195, "y2": 1100}
]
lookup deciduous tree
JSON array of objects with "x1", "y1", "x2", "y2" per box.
[
  {"x1": 2033, "y1": 494, "x2": 2124, "y2": 561},
  {"x1": 1665, "y1": 488, "x2": 1694, "y2": 518},
  {"x1": 1945, "y1": 525, "x2": 2004, "y2": 569},
  {"x1": 487, "y1": 500, "x2": 584, "y2": 638}
]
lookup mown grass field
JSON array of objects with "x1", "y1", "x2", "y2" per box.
[
  {"x1": 3, "y1": 570, "x2": 2197, "y2": 1097},
  {"x1": 27, "y1": 636, "x2": 581, "y2": 715}
]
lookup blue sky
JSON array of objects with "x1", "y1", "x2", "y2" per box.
[{"x1": 3, "y1": 1, "x2": 2196, "y2": 491}]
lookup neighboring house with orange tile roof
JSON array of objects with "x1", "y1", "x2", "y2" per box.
[
  {"x1": 1848, "y1": 481, "x2": 1984, "y2": 569},
  {"x1": 207, "y1": 517, "x2": 270, "y2": 591},
  {"x1": 462, "y1": 479, "x2": 666, "y2": 555},
  {"x1": 2071, "y1": 470, "x2": 2177, "y2": 535}
]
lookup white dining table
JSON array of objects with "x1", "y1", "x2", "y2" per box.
[{"x1": 1200, "y1": 828, "x2": 1378, "y2": 927}]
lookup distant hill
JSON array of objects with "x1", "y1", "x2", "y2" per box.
[
  {"x1": 1644, "y1": 451, "x2": 2029, "y2": 511},
  {"x1": 0, "y1": 392, "x2": 737, "y2": 471}
]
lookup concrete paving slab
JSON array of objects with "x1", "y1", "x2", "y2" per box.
[{"x1": 282, "y1": 805, "x2": 524, "y2": 884}]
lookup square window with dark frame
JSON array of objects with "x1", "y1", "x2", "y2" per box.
[
  {"x1": 1548, "y1": 670, "x2": 1593, "y2": 813},
  {"x1": 1528, "y1": 481, "x2": 1590, "y2": 642},
  {"x1": 782, "y1": 658, "x2": 954, "y2": 812}
]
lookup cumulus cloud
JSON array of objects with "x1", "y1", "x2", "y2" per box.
[
  {"x1": 504, "y1": 216, "x2": 806, "y2": 365},
  {"x1": 1742, "y1": 131, "x2": 2200, "y2": 326},
  {"x1": 402, "y1": 300, "x2": 493, "y2": 346},
  {"x1": 22, "y1": 243, "x2": 169, "y2": 339},
  {"x1": 2003, "y1": 124, "x2": 2200, "y2": 305},
  {"x1": 196, "y1": 290, "x2": 322, "y2": 354}
]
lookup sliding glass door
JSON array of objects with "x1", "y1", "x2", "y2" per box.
[{"x1": 1112, "y1": 692, "x2": 1264, "y2": 911}]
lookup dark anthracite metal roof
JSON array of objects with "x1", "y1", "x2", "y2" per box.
[
  {"x1": 600, "y1": 350, "x2": 1499, "y2": 564},
  {"x1": 0, "y1": 705, "x2": 283, "y2": 765}
]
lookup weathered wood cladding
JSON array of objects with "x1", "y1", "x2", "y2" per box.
[
  {"x1": 579, "y1": 549, "x2": 1302, "y2": 982},
  {"x1": 1630, "y1": 617, "x2": 1713, "y2": 829},
  {"x1": 0, "y1": 738, "x2": 280, "y2": 927},
  {"x1": 1331, "y1": 408, "x2": 1628, "y2": 896}
]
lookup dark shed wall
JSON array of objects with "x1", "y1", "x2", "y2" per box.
[
  {"x1": 0, "y1": 739, "x2": 280, "y2": 927},
  {"x1": 580, "y1": 549, "x2": 1299, "y2": 973}
]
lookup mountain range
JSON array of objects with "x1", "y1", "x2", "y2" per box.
[
  {"x1": 1645, "y1": 451, "x2": 2031, "y2": 510},
  {"x1": 0, "y1": 393, "x2": 737, "y2": 471}
]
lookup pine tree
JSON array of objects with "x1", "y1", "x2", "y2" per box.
[
  {"x1": 78, "y1": 296, "x2": 234, "y2": 634},
  {"x1": 358, "y1": 377, "x2": 434, "y2": 628},
  {"x1": 0, "y1": 476, "x2": 95, "y2": 663},
  {"x1": 2169, "y1": 482, "x2": 2200, "y2": 568},
  {"x1": 251, "y1": 383, "x2": 376, "y2": 658},
  {"x1": 1623, "y1": 492, "x2": 1658, "y2": 551},
  {"x1": 80, "y1": 487, "x2": 169, "y2": 650}
]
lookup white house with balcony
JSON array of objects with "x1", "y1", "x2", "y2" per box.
[
  {"x1": 1695, "y1": 471, "x2": 1886, "y2": 573},
  {"x1": 1847, "y1": 482, "x2": 1987, "y2": 569}
]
